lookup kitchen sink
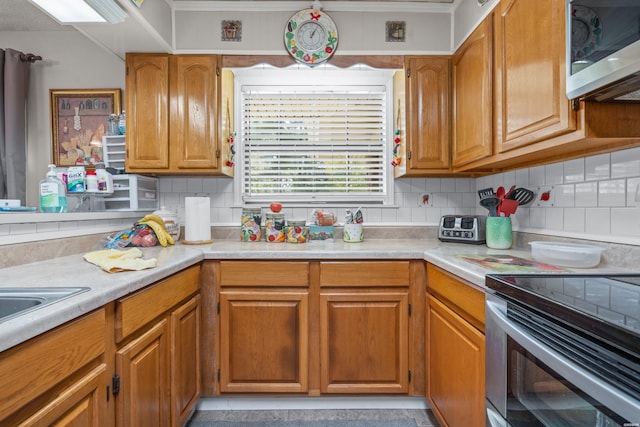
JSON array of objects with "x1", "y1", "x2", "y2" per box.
[{"x1": 0, "y1": 287, "x2": 90, "y2": 323}]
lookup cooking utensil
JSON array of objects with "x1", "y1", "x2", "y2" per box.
[
  {"x1": 480, "y1": 195, "x2": 500, "y2": 217},
  {"x1": 496, "y1": 186, "x2": 505, "y2": 200},
  {"x1": 499, "y1": 198, "x2": 519, "y2": 217},
  {"x1": 478, "y1": 188, "x2": 495, "y2": 199},
  {"x1": 505, "y1": 185, "x2": 516, "y2": 199},
  {"x1": 507, "y1": 188, "x2": 535, "y2": 205}
]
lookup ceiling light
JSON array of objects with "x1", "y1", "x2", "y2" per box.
[{"x1": 29, "y1": 0, "x2": 127, "y2": 24}]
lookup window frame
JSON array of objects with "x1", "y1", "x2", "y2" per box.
[{"x1": 232, "y1": 64, "x2": 397, "y2": 207}]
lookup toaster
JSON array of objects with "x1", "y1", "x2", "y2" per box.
[{"x1": 438, "y1": 215, "x2": 486, "y2": 244}]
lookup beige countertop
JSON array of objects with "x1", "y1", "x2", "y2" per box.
[{"x1": 0, "y1": 238, "x2": 631, "y2": 352}]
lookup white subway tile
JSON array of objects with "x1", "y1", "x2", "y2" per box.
[
  {"x1": 172, "y1": 178, "x2": 188, "y2": 192},
  {"x1": 554, "y1": 184, "x2": 575, "y2": 207},
  {"x1": 381, "y1": 208, "x2": 397, "y2": 223},
  {"x1": 394, "y1": 179, "x2": 411, "y2": 193},
  {"x1": 462, "y1": 192, "x2": 477, "y2": 208},
  {"x1": 545, "y1": 162, "x2": 564, "y2": 185},
  {"x1": 529, "y1": 166, "x2": 546, "y2": 186},
  {"x1": 455, "y1": 178, "x2": 473, "y2": 192},
  {"x1": 446, "y1": 192, "x2": 463, "y2": 208},
  {"x1": 431, "y1": 193, "x2": 448, "y2": 208},
  {"x1": 585, "y1": 208, "x2": 610, "y2": 235},
  {"x1": 425, "y1": 207, "x2": 442, "y2": 224},
  {"x1": 402, "y1": 192, "x2": 416, "y2": 208},
  {"x1": 529, "y1": 207, "x2": 546, "y2": 228},
  {"x1": 202, "y1": 178, "x2": 218, "y2": 193},
  {"x1": 366, "y1": 207, "x2": 382, "y2": 223},
  {"x1": 563, "y1": 208, "x2": 585, "y2": 233},
  {"x1": 626, "y1": 177, "x2": 640, "y2": 207},
  {"x1": 575, "y1": 182, "x2": 598, "y2": 207},
  {"x1": 475, "y1": 176, "x2": 491, "y2": 191},
  {"x1": 36, "y1": 222, "x2": 60, "y2": 233},
  {"x1": 545, "y1": 208, "x2": 564, "y2": 230},
  {"x1": 158, "y1": 177, "x2": 173, "y2": 192},
  {"x1": 564, "y1": 158, "x2": 585, "y2": 183},
  {"x1": 411, "y1": 207, "x2": 427, "y2": 223},
  {"x1": 441, "y1": 178, "x2": 456, "y2": 192},
  {"x1": 611, "y1": 147, "x2": 640, "y2": 178},
  {"x1": 425, "y1": 178, "x2": 441, "y2": 192},
  {"x1": 217, "y1": 207, "x2": 233, "y2": 224},
  {"x1": 185, "y1": 177, "x2": 203, "y2": 193},
  {"x1": 218, "y1": 179, "x2": 234, "y2": 193},
  {"x1": 397, "y1": 207, "x2": 411, "y2": 222},
  {"x1": 514, "y1": 169, "x2": 529, "y2": 187},
  {"x1": 409, "y1": 178, "x2": 427, "y2": 192},
  {"x1": 585, "y1": 153, "x2": 611, "y2": 181},
  {"x1": 598, "y1": 179, "x2": 626, "y2": 207},
  {"x1": 611, "y1": 208, "x2": 640, "y2": 237}
]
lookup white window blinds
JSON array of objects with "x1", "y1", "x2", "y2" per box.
[{"x1": 240, "y1": 86, "x2": 388, "y2": 204}]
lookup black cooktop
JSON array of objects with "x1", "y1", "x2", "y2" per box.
[{"x1": 486, "y1": 274, "x2": 640, "y2": 355}]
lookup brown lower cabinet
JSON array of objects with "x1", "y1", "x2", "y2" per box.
[
  {"x1": 426, "y1": 263, "x2": 486, "y2": 427},
  {"x1": 0, "y1": 265, "x2": 201, "y2": 427},
  {"x1": 211, "y1": 260, "x2": 425, "y2": 396}
]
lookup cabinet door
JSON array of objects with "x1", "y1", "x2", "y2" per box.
[
  {"x1": 404, "y1": 56, "x2": 451, "y2": 173},
  {"x1": 320, "y1": 291, "x2": 409, "y2": 393},
  {"x1": 219, "y1": 290, "x2": 309, "y2": 393},
  {"x1": 494, "y1": 0, "x2": 575, "y2": 152},
  {"x1": 170, "y1": 55, "x2": 221, "y2": 171},
  {"x1": 171, "y1": 295, "x2": 201, "y2": 427},
  {"x1": 116, "y1": 319, "x2": 170, "y2": 427},
  {"x1": 452, "y1": 18, "x2": 493, "y2": 168},
  {"x1": 18, "y1": 365, "x2": 109, "y2": 427},
  {"x1": 125, "y1": 53, "x2": 170, "y2": 170},
  {"x1": 426, "y1": 295, "x2": 485, "y2": 427}
]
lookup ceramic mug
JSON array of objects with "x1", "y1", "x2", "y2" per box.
[
  {"x1": 486, "y1": 217, "x2": 512, "y2": 249},
  {"x1": 343, "y1": 223, "x2": 364, "y2": 243}
]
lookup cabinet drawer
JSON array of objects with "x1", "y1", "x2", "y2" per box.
[
  {"x1": 426, "y1": 263, "x2": 485, "y2": 331},
  {"x1": 116, "y1": 265, "x2": 200, "y2": 341},
  {"x1": 220, "y1": 261, "x2": 309, "y2": 287},
  {"x1": 320, "y1": 261, "x2": 410, "y2": 287},
  {"x1": 0, "y1": 309, "x2": 105, "y2": 419}
]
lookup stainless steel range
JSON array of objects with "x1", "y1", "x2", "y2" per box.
[{"x1": 485, "y1": 274, "x2": 640, "y2": 426}]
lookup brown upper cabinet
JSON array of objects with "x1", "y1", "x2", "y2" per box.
[
  {"x1": 125, "y1": 53, "x2": 232, "y2": 175},
  {"x1": 395, "y1": 56, "x2": 452, "y2": 177},
  {"x1": 455, "y1": 0, "x2": 640, "y2": 172},
  {"x1": 452, "y1": 18, "x2": 493, "y2": 169}
]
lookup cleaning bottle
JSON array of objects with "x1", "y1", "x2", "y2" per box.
[{"x1": 39, "y1": 164, "x2": 67, "y2": 213}]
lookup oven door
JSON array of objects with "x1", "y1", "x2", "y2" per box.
[{"x1": 485, "y1": 294, "x2": 639, "y2": 426}]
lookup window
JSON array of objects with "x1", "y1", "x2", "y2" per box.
[{"x1": 234, "y1": 66, "x2": 395, "y2": 205}]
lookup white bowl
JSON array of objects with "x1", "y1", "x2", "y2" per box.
[{"x1": 529, "y1": 241, "x2": 605, "y2": 268}]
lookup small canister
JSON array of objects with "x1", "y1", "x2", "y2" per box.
[
  {"x1": 286, "y1": 220, "x2": 308, "y2": 243},
  {"x1": 241, "y1": 208, "x2": 262, "y2": 241},
  {"x1": 264, "y1": 212, "x2": 285, "y2": 242},
  {"x1": 154, "y1": 206, "x2": 180, "y2": 240}
]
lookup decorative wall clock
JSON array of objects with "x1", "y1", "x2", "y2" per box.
[{"x1": 284, "y1": 8, "x2": 338, "y2": 66}]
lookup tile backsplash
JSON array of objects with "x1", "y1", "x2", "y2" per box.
[{"x1": 159, "y1": 146, "x2": 640, "y2": 246}]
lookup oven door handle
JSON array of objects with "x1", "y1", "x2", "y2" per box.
[{"x1": 486, "y1": 300, "x2": 640, "y2": 423}]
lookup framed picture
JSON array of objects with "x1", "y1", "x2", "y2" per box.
[
  {"x1": 50, "y1": 88, "x2": 121, "y2": 166},
  {"x1": 386, "y1": 21, "x2": 406, "y2": 42},
  {"x1": 222, "y1": 20, "x2": 242, "y2": 42}
]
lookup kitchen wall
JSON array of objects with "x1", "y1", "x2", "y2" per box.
[{"x1": 157, "y1": 146, "x2": 640, "y2": 246}]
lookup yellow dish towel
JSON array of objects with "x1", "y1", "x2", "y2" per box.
[{"x1": 83, "y1": 248, "x2": 157, "y2": 273}]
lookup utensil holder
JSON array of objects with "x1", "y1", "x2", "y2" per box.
[
  {"x1": 486, "y1": 217, "x2": 512, "y2": 249},
  {"x1": 343, "y1": 223, "x2": 364, "y2": 243}
]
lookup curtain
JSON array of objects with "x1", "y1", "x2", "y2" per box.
[{"x1": 0, "y1": 48, "x2": 31, "y2": 204}]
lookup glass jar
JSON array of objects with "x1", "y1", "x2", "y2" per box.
[
  {"x1": 107, "y1": 114, "x2": 119, "y2": 135},
  {"x1": 286, "y1": 220, "x2": 308, "y2": 243},
  {"x1": 264, "y1": 212, "x2": 285, "y2": 243},
  {"x1": 240, "y1": 208, "x2": 262, "y2": 241}
]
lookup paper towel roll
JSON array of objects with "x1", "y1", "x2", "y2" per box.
[{"x1": 184, "y1": 197, "x2": 212, "y2": 243}]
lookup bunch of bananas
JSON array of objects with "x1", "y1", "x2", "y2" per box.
[{"x1": 138, "y1": 214, "x2": 175, "y2": 247}]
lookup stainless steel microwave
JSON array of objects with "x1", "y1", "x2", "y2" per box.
[{"x1": 566, "y1": 0, "x2": 640, "y2": 101}]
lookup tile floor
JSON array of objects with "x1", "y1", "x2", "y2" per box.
[{"x1": 187, "y1": 408, "x2": 440, "y2": 426}]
